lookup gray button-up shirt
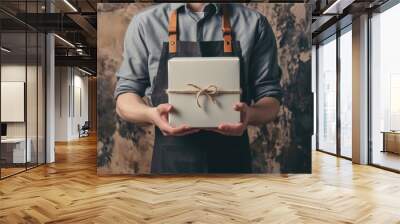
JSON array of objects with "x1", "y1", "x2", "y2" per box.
[{"x1": 115, "y1": 3, "x2": 282, "y2": 103}]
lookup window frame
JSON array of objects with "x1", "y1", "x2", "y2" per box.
[
  {"x1": 367, "y1": 0, "x2": 400, "y2": 173},
  {"x1": 314, "y1": 24, "x2": 353, "y2": 161}
]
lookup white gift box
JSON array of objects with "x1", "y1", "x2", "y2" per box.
[{"x1": 167, "y1": 57, "x2": 241, "y2": 128}]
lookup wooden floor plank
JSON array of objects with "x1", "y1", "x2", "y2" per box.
[{"x1": 0, "y1": 135, "x2": 399, "y2": 223}]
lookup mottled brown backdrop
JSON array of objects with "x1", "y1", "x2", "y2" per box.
[{"x1": 97, "y1": 3, "x2": 312, "y2": 174}]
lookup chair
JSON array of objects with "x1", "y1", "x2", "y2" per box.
[{"x1": 79, "y1": 121, "x2": 90, "y2": 138}]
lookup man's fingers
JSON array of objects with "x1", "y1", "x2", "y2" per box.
[
  {"x1": 218, "y1": 123, "x2": 244, "y2": 131},
  {"x1": 233, "y1": 102, "x2": 248, "y2": 123},
  {"x1": 157, "y1": 102, "x2": 248, "y2": 137},
  {"x1": 154, "y1": 104, "x2": 200, "y2": 136},
  {"x1": 233, "y1": 102, "x2": 247, "y2": 112},
  {"x1": 160, "y1": 113, "x2": 169, "y2": 122},
  {"x1": 217, "y1": 123, "x2": 245, "y2": 136},
  {"x1": 161, "y1": 130, "x2": 169, "y2": 136},
  {"x1": 157, "y1": 103, "x2": 173, "y2": 114},
  {"x1": 158, "y1": 121, "x2": 175, "y2": 135},
  {"x1": 156, "y1": 104, "x2": 173, "y2": 123},
  {"x1": 169, "y1": 125, "x2": 190, "y2": 134},
  {"x1": 162, "y1": 129, "x2": 196, "y2": 136},
  {"x1": 161, "y1": 124, "x2": 197, "y2": 136}
]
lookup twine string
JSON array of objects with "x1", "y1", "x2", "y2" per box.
[{"x1": 166, "y1": 84, "x2": 241, "y2": 108}]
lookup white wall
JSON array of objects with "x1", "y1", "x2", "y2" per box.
[
  {"x1": 1, "y1": 65, "x2": 41, "y2": 138},
  {"x1": 1, "y1": 63, "x2": 46, "y2": 164},
  {"x1": 54, "y1": 67, "x2": 89, "y2": 141},
  {"x1": 55, "y1": 67, "x2": 69, "y2": 141},
  {"x1": 1, "y1": 65, "x2": 26, "y2": 134},
  {"x1": 72, "y1": 73, "x2": 89, "y2": 138}
]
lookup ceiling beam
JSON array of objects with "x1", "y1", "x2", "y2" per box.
[
  {"x1": 67, "y1": 13, "x2": 97, "y2": 39},
  {"x1": 12, "y1": 13, "x2": 82, "y2": 32},
  {"x1": 55, "y1": 55, "x2": 96, "y2": 71},
  {"x1": 311, "y1": 15, "x2": 335, "y2": 33},
  {"x1": 322, "y1": 0, "x2": 356, "y2": 14}
]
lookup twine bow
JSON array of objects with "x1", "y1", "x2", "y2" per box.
[{"x1": 166, "y1": 84, "x2": 241, "y2": 108}]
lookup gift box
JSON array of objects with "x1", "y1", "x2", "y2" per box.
[{"x1": 167, "y1": 57, "x2": 241, "y2": 128}]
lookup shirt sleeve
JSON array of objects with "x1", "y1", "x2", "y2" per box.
[
  {"x1": 114, "y1": 16, "x2": 150, "y2": 99},
  {"x1": 249, "y1": 15, "x2": 283, "y2": 103}
]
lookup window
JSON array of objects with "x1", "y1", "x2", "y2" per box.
[
  {"x1": 339, "y1": 28, "x2": 352, "y2": 158},
  {"x1": 0, "y1": 1, "x2": 47, "y2": 179},
  {"x1": 370, "y1": 3, "x2": 400, "y2": 171},
  {"x1": 317, "y1": 36, "x2": 337, "y2": 154}
]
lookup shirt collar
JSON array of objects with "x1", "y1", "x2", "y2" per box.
[{"x1": 170, "y1": 3, "x2": 221, "y2": 13}]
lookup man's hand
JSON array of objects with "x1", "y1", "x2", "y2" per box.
[
  {"x1": 207, "y1": 97, "x2": 280, "y2": 136},
  {"x1": 208, "y1": 102, "x2": 250, "y2": 136},
  {"x1": 116, "y1": 93, "x2": 198, "y2": 136},
  {"x1": 116, "y1": 93, "x2": 279, "y2": 137},
  {"x1": 150, "y1": 103, "x2": 200, "y2": 136}
]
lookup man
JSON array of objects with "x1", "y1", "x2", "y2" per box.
[{"x1": 115, "y1": 3, "x2": 282, "y2": 173}]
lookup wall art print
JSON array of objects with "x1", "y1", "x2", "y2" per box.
[{"x1": 97, "y1": 2, "x2": 312, "y2": 174}]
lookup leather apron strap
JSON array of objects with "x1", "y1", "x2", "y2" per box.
[
  {"x1": 168, "y1": 10, "x2": 178, "y2": 54},
  {"x1": 168, "y1": 5, "x2": 233, "y2": 54},
  {"x1": 222, "y1": 6, "x2": 233, "y2": 53}
]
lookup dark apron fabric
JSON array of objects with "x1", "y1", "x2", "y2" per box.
[{"x1": 150, "y1": 25, "x2": 251, "y2": 174}]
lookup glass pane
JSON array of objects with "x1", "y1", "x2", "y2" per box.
[
  {"x1": 312, "y1": 46, "x2": 317, "y2": 150},
  {"x1": 26, "y1": 0, "x2": 40, "y2": 169},
  {"x1": 27, "y1": 31, "x2": 38, "y2": 169},
  {"x1": 318, "y1": 37, "x2": 337, "y2": 154},
  {"x1": 38, "y1": 32, "x2": 45, "y2": 165},
  {"x1": 1, "y1": 30, "x2": 27, "y2": 177},
  {"x1": 340, "y1": 29, "x2": 352, "y2": 158},
  {"x1": 371, "y1": 4, "x2": 400, "y2": 171}
]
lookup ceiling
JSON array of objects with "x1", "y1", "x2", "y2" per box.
[
  {"x1": 1, "y1": 32, "x2": 45, "y2": 65},
  {"x1": 0, "y1": 0, "x2": 396, "y2": 74},
  {"x1": 0, "y1": 0, "x2": 97, "y2": 74},
  {"x1": 311, "y1": 0, "x2": 391, "y2": 44}
]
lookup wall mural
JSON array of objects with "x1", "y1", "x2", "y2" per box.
[{"x1": 97, "y1": 3, "x2": 312, "y2": 174}]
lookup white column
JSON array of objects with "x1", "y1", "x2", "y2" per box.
[
  {"x1": 312, "y1": 46, "x2": 317, "y2": 150},
  {"x1": 352, "y1": 14, "x2": 369, "y2": 164},
  {"x1": 46, "y1": 32, "x2": 55, "y2": 163}
]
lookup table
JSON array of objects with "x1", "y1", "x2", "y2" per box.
[
  {"x1": 1, "y1": 138, "x2": 32, "y2": 164},
  {"x1": 381, "y1": 131, "x2": 400, "y2": 154}
]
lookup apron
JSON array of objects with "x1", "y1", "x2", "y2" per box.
[{"x1": 150, "y1": 5, "x2": 251, "y2": 173}]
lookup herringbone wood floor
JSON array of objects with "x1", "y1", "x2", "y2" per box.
[{"x1": 1, "y1": 135, "x2": 400, "y2": 224}]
